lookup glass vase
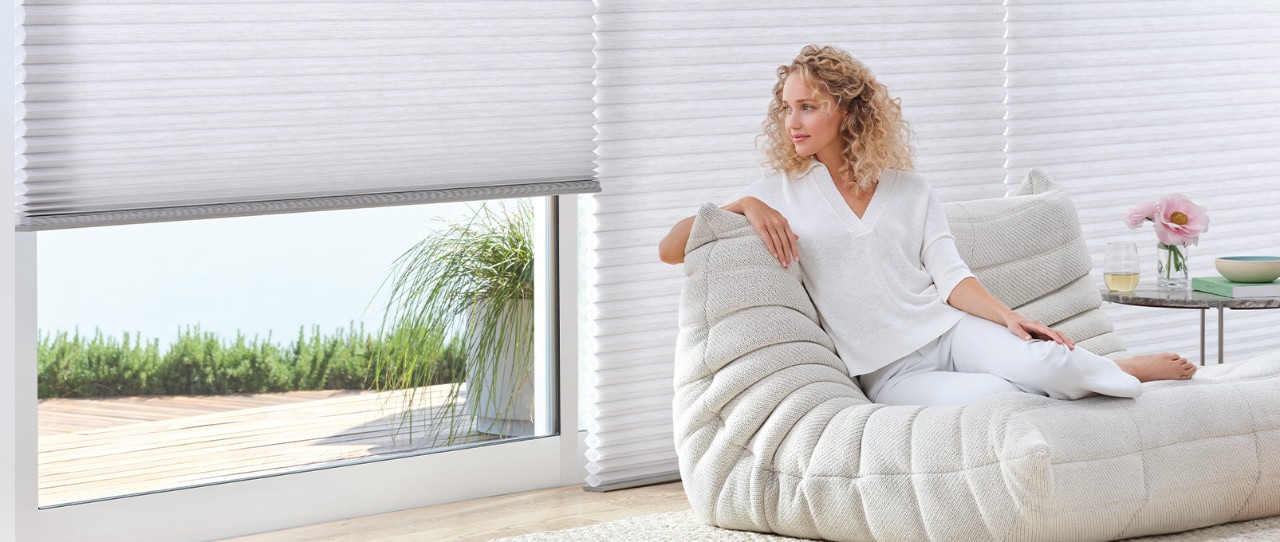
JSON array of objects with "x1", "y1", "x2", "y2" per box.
[{"x1": 1156, "y1": 242, "x2": 1189, "y2": 290}]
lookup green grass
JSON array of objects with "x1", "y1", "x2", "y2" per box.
[{"x1": 37, "y1": 323, "x2": 466, "y2": 399}]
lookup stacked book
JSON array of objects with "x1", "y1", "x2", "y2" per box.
[{"x1": 1192, "y1": 276, "x2": 1280, "y2": 298}]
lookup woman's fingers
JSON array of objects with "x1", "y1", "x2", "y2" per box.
[
  {"x1": 1008, "y1": 322, "x2": 1032, "y2": 341},
  {"x1": 1047, "y1": 330, "x2": 1065, "y2": 346},
  {"x1": 760, "y1": 223, "x2": 786, "y2": 267},
  {"x1": 768, "y1": 227, "x2": 790, "y2": 267},
  {"x1": 1039, "y1": 324, "x2": 1074, "y2": 350},
  {"x1": 772, "y1": 218, "x2": 797, "y2": 264},
  {"x1": 1013, "y1": 320, "x2": 1055, "y2": 344},
  {"x1": 772, "y1": 221, "x2": 794, "y2": 265},
  {"x1": 756, "y1": 225, "x2": 781, "y2": 263},
  {"x1": 1026, "y1": 322, "x2": 1075, "y2": 350},
  {"x1": 744, "y1": 202, "x2": 797, "y2": 268},
  {"x1": 1034, "y1": 324, "x2": 1062, "y2": 344},
  {"x1": 786, "y1": 226, "x2": 800, "y2": 262}
]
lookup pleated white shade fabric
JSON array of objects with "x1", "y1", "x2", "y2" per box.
[
  {"x1": 15, "y1": 0, "x2": 598, "y2": 230},
  {"x1": 587, "y1": 0, "x2": 1009, "y2": 489},
  {"x1": 1005, "y1": 0, "x2": 1280, "y2": 365}
]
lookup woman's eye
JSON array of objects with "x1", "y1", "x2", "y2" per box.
[{"x1": 802, "y1": 104, "x2": 814, "y2": 110}]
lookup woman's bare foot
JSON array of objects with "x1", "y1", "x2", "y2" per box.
[{"x1": 1116, "y1": 352, "x2": 1196, "y2": 382}]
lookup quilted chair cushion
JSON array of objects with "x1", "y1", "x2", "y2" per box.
[
  {"x1": 673, "y1": 171, "x2": 1280, "y2": 541},
  {"x1": 945, "y1": 169, "x2": 1128, "y2": 359}
]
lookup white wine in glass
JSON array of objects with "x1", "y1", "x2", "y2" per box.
[
  {"x1": 1104, "y1": 272, "x2": 1140, "y2": 292},
  {"x1": 1103, "y1": 242, "x2": 1140, "y2": 293}
]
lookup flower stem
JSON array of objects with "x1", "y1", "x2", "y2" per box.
[
  {"x1": 1165, "y1": 244, "x2": 1173, "y2": 278},
  {"x1": 1158, "y1": 243, "x2": 1187, "y2": 279}
]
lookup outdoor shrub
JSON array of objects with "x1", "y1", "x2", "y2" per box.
[
  {"x1": 155, "y1": 327, "x2": 286, "y2": 395},
  {"x1": 288, "y1": 323, "x2": 374, "y2": 391},
  {"x1": 37, "y1": 330, "x2": 163, "y2": 397},
  {"x1": 36, "y1": 322, "x2": 465, "y2": 399}
]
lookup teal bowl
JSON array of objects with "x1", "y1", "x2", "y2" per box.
[{"x1": 1215, "y1": 256, "x2": 1280, "y2": 283}]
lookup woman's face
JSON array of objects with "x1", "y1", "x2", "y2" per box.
[{"x1": 782, "y1": 74, "x2": 845, "y2": 162}]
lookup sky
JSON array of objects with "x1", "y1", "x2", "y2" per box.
[{"x1": 36, "y1": 200, "x2": 495, "y2": 350}]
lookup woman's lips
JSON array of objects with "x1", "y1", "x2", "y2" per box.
[{"x1": 792, "y1": 134, "x2": 809, "y2": 142}]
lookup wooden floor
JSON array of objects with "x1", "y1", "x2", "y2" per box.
[
  {"x1": 221, "y1": 481, "x2": 691, "y2": 542},
  {"x1": 38, "y1": 385, "x2": 495, "y2": 507}
]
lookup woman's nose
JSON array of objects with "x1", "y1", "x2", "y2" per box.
[{"x1": 786, "y1": 113, "x2": 800, "y2": 129}]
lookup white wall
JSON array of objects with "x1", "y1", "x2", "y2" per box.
[
  {"x1": 3, "y1": 0, "x2": 25, "y2": 537},
  {"x1": 2, "y1": 107, "x2": 17, "y2": 540}
]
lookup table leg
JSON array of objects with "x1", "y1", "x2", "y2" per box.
[
  {"x1": 1218, "y1": 307, "x2": 1225, "y2": 364},
  {"x1": 1199, "y1": 309, "x2": 1206, "y2": 367}
]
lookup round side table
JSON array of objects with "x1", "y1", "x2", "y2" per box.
[{"x1": 1101, "y1": 288, "x2": 1280, "y2": 366}]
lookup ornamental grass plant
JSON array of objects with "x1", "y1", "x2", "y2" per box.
[{"x1": 369, "y1": 200, "x2": 536, "y2": 443}]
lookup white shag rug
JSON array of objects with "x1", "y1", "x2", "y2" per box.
[{"x1": 493, "y1": 510, "x2": 1280, "y2": 542}]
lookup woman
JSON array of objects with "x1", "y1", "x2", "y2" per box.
[{"x1": 658, "y1": 45, "x2": 1195, "y2": 406}]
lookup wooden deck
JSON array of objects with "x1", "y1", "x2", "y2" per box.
[{"x1": 38, "y1": 385, "x2": 496, "y2": 507}]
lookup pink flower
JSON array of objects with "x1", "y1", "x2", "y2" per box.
[
  {"x1": 1124, "y1": 199, "x2": 1158, "y2": 229},
  {"x1": 1151, "y1": 193, "x2": 1209, "y2": 247}
]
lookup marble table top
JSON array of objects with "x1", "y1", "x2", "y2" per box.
[{"x1": 1101, "y1": 288, "x2": 1280, "y2": 309}]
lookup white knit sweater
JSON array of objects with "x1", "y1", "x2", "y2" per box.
[{"x1": 726, "y1": 160, "x2": 975, "y2": 376}]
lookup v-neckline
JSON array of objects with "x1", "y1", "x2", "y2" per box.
[{"x1": 812, "y1": 162, "x2": 895, "y2": 234}]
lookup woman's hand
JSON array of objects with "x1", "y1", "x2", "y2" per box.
[
  {"x1": 659, "y1": 197, "x2": 800, "y2": 266},
  {"x1": 732, "y1": 197, "x2": 799, "y2": 269},
  {"x1": 1004, "y1": 313, "x2": 1076, "y2": 350},
  {"x1": 947, "y1": 279, "x2": 1075, "y2": 351}
]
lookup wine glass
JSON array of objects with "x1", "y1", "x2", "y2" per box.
[{"x1": 1104, "y1": 242, "x2": 1140, "y2": 293}]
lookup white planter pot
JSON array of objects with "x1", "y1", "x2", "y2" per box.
[{"x1": 464, "y1": 298, "x2": 535, "y2": 437}]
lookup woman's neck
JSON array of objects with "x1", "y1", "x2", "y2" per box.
[
  {"x1": 815, "y1": 151, "x2": 853, "y2": 187},
  {"x1": 815, "y1": 148, "x2": 844, "y2": 175},
  {"x1": 815, "y1": 152, "x2": 876, "y2": 197}
]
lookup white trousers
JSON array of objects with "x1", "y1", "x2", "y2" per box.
[{"x1": 857, "y1": 314, "x2": 1143, "y2": 406}]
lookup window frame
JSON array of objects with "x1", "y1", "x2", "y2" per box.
[{"x1": 6, "y1": 194, "x2": 586, "y2": 541}]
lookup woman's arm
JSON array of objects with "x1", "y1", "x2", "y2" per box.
[
  {"x1": 659, "y1": 216, "x2": 697, "y2": 265},
  {"x1": 946, "y1": 277, "x2": 1075, "y2": 350},
  {"x1": 658, "y1": 197, "x2": 799, "y2": 267},
  {"x1": 918, "y1": 186, "x2": 1072, "y2": 349}
]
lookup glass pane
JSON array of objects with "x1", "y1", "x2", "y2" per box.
[{"x1": 36, "y1": 198, "x2": 554, "y2": 507}]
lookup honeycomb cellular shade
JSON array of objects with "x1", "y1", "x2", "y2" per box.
[
  {"x1": 14, "y1": 0, "x2": 598, "y2": 231},
  {"x1": 587, "y1": 0, "x2": 1009, "y2": 490},
  {"x1": 1004, "y1": 0, "x2": 1280, "y2": 371}
]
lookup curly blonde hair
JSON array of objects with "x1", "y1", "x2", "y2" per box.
[{"x1": 761, "y1": 45, "x2": 914, "y2": 194}]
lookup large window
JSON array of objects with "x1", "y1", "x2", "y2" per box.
[
  {"x1": 36, "y1": 198, "x2": 558, "y2": 508},
  {"x1": 6, "y1": 0, "x2": 595, "y2": 539}
]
